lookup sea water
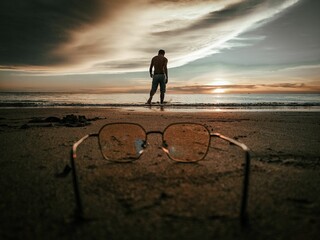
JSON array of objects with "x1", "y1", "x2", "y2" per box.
[{"x1": 0, "y1": 92, "x2": 319, "y2": 111}]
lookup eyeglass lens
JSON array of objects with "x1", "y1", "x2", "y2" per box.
[
  {"x1": 163, "y1": 123, "x2": 210, "y2": 162},
  {"x1": 98, "y1": 123, "x2": 210, "y2": 162},
  {"x1": 99, "y1": 123, "x2": 147, "y2": 162}
]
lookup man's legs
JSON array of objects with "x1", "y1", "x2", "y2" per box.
[
  {"x1": 159, "y1": 75, "x2": 166, "y2": 104},
  {"x1": 147, "y1": 74, "x2": 166, "y2": 104},
  {"x1": 160, "y1": 92, "x2": 165, "y2": 104},
  {"x1": 146, "y1": 90, "x2": 155, "y2": 104},
  {"x1": 146, "y1": 76, "x2": 158, "y2": 104},
  {"x1": 148, "y1": 90, "x2": 164, "y2": 104}
]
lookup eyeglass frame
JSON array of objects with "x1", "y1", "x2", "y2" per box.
[{"x1": 68, "y1": 122, "x2": 251, "y2": 226}]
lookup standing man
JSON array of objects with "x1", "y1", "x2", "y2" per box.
[{"x1": 146, "y1": 49, "x2": 168, "y2": 105}]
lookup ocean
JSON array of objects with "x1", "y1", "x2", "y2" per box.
[{"x1": 0, "y1": 92, "x2": 319, "y2": 111}]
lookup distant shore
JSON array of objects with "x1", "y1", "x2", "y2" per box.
[{"x1": 0, "y1": 108, "x2": 319, "y2": 240}]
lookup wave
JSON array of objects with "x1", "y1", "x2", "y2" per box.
[{"x1": 1, "y1": 101, "x2": 320, "y2": 108}]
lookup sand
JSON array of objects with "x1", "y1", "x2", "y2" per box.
[{"x1": 0, "y1": 108, "x2": 319, "y2": 240}]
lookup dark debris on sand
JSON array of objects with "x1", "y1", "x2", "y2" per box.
[{"x1": 24, "y1": 114, "x2": 105, "y2": 128}]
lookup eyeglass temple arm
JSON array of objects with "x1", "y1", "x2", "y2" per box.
[
  {"x1": 70, "y1": 133, "x2": 99, "y2": 220},
  {"x1": 210, "y1": 133, "x2": 251, "y2": 226}
]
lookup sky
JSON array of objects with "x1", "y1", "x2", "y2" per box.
[{"x1": 0, "y1": 0, "x2": 319, "y2": 94}]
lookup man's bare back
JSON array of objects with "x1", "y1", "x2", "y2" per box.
[{"x1": 150, "y1": 55, "x2": 168, "y2": 74}]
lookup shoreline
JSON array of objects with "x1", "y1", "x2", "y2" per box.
[
  {"x1": 0, "y1": 108, "x2": 319, "y2": 239},
  {"x1": 1, "y1": 105, "x2": 320, "y2": 113},
  {"x1": 1, "y1": 92, "x2": 319, "y2": 111}
]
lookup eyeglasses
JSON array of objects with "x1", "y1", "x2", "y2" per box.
[{"x1": 68, "y1": 122, "x2": 251, "y2": 226}]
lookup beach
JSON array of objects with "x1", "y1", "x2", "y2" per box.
[{"x1": 0, "y1": 107, "x2": 319, "y2": 240}]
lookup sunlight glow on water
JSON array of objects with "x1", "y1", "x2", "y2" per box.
[{"x1": 0, "y1": 93, "x2": 319, "y2": 111}]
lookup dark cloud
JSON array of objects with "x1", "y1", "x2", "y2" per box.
[
  {"x1": 260, "y1": 83, "x2": 306, "y2": 88},
  {"x1": 169, "y1": 83, "x2": 310, "y2": 93},
  {"x1": 0, "y1": 0, "x2": 124, "y2": 66},
  {"x1": 93, "y1": 59, "x2": 150, "y2": 71},
  {"x1": 170, "y1": 84, "x2": 255, "y2": 93},
  {"x1": 153, "y1": 0, "x2": 264, "y2": 36},
  {"x1": 187, "y1": 0, "x2": 261, "y2": 29}
]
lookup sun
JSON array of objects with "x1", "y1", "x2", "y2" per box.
[
  {"x1": 209, "y1": 79, "x2": 230, "y2": 94},
  {"x1": 212, "y1": 88, "x2": 226, "y2": 93}
]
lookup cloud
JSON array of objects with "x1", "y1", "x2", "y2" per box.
[
  {"x1": 0, "y1": 0, "x2": 301, "y2": 74},
  {"x1": 0, "y1": 0, "x2": 130, "y2": 65},
  {"x1": 169, "y1": 84, "x2": 256, "y2": 93},
  {"x1": 168, "y1": 82, "x2": 318, "y2": 93}
]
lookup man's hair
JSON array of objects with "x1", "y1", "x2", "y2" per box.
[{"x1": 158, "y1": 49, "x2": 165, "y2": 55}]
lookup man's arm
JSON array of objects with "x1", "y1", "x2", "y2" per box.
[
  {"x1": 149, "y1": 59, "x2": 154, "y2": 78},
  {"x1": 164, "y1": 59, "x2": 168, "y2": 83}
]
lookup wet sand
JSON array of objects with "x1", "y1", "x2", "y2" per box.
[{"x1": 0, "y1": 108, "x2": 319, "y2": 240}]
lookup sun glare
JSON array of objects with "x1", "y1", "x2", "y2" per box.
[
  {"x1": 210, "y1": 79, "x2": 230, "y2": 86},
  {"x1": 212, "y1": 88, "x2": 226, "y2": 93},
  {"x1": 209, "y1": 79, "x2": 230, "y2": 93}
]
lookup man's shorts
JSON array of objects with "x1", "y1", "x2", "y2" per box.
[{"x1": 151, "y1": 74, "x2": 166, "y2": 93}]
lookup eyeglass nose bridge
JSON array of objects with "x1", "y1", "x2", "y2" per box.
[
  {"x1": 146, "y1": 130, "x2": 164, "y2": 135},
  {"x1": 145, "y1": 129, "x2": 167, "y2": 152},
  {"x1": 139, "y1": 131, "x2": 172, "y2": 162}
]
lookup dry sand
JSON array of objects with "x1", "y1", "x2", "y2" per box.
[{"x1": 0, "y1": 108, "x2": 319, "y2": 240}]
